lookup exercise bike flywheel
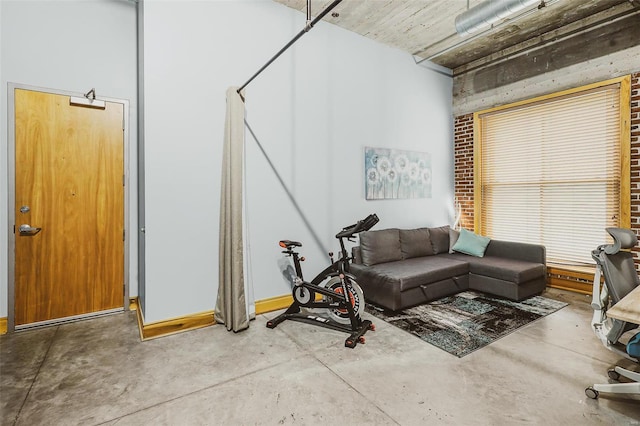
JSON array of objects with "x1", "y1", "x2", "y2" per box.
[{"x1": 319, "y1": 277, "x2": 365, "y2": 325}]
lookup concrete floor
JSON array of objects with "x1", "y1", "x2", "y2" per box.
[{"x1": 2, "y1": 288, "x2": 640, "y2": 425}]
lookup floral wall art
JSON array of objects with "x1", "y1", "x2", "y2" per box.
[{"x1": 365, "y1": 147, "x2": 432, "y2": 200}]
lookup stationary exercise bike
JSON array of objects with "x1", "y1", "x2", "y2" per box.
[{"x1": 266, "y1": 214, "x2": 379, "y2": 348}]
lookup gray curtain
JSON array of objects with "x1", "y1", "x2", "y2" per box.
[{"x1": 215, "y1": 87, "x2": 249, "y2": 332}]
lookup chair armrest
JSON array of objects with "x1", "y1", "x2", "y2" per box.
[{"x1": 485, "y1": 239, "x2": 546, "y2": 265}]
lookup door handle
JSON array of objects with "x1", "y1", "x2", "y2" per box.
[{"x1": 19, "y1": 224, "x2": 42, "y2": 236}]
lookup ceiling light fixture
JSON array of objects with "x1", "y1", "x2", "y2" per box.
[{"x1": 455, "y1": 0, "x2": 542, "y2": 35}]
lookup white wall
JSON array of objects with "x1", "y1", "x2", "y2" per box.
[
  {"x1": 142, "y1": 0, "x2": 453, "y2": 322},
  {"x1": 0, "y1": 0, "x2": 138, "y2": 318}
]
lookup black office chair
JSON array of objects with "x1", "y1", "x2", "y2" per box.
[{"x1": 585, "y1": 227, "x2": 640, "y2": 399}]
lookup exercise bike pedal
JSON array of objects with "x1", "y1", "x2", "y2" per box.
[{"x1": 369, "y1": 323, "x2": 376, "y2": 331}]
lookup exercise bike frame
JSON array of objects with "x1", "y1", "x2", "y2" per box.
[{"x1": 266, "y1": 214, "x2": 379, "y2": 348}]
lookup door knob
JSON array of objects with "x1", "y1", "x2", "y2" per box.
[{"x1": 19, "y1": 224, "x2": 42, "y2": 236}]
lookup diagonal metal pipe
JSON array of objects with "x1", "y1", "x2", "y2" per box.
[{"x1": 238, "y1": 0, "x2": 343, "y2": 93}]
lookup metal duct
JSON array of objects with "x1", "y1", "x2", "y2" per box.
[{"x1": 455, "y1": 0, "x2": 540, "y2": 35}]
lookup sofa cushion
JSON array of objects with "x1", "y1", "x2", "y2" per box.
[
  {"x1": 358, "y1": 256, "x2": 469, "y2": 291},
  {"x1": 399, "y1": 228, "x2": 434, "y2": 259},
  {"x1": 449, "y1": 228, "x2": 460, "y2": 254},
  {"x1": 359, "y1": 228, "x2": 402, "y2": 266},
  {"x1": 428, "y1": 225, "x2": 450, "y2": 254},
  {"x1": 467, "y1": 256, "x2": 545, "y2": 284},
  {"x1": 452, "y1": 228, "x2": 491, "y2": 257}
]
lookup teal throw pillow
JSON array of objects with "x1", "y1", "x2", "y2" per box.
[{"x1": 452, "y1": 228, "x2": 491, "y2": 257}]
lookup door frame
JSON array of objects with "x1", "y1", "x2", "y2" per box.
[{"x1": 7, "y1": 83, "x2": 131, "y2": 332}]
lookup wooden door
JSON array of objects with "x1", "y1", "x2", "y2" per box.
[{"x1": 14, "y1": 89, "x2": 125, "y2": 326}]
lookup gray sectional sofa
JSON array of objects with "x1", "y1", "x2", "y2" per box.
[{"x1": 350, "y1": 225, "x2": 547, "y2": 311}]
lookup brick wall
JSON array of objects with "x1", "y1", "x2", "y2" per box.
[
  {"x1": 454, "y1": 72, "x2": 640, "y2": 267},
  {"x1": 453, "y1": 114, "x2": 475, "y2": 231}
]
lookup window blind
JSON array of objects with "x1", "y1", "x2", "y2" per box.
[{"x1": 479, "y1": 84, "x2": 622, "y2": 266}]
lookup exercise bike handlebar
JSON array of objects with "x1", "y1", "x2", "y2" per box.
[{"x1": 335, "y1": 214, "x2": 379, "y2": 239}]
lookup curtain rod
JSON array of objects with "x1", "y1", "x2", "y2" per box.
[{"x1": 237, "y1": 0, "x2": 343, "y2": 94}]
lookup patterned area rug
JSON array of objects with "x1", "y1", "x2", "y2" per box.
[{"x1": 365, "y1": 291, "x2": 568, "y2": 357}]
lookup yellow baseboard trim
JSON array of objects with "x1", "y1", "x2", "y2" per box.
[
  {"x1": 255, "y1": 294, "x2": 294, "y2": 315},
  {"x1": 0, "y1": 317, "x2": 7, "y2": 335},
  {"x1": 134, "y1": 301, "x2": 145, "y2": 340},
  {"x1": 133, "y1": 297, "x2": 216, "y2": 341},
  {"x1": 254, "y1": 292, "x2": 324, "y2": 315},
  {"x1": 132, "y1": 291, "x2": 320, "y2": 340},
  {"x1": 143, "y1": 311, "x2": 216, "y2": 341}
]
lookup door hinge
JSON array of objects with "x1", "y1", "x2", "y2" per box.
[
  {"x1": 123, "y1": 229, "x2": 126, "y2": 241},
  {"x1": 123, "y1": 174, "x2": 126, "y2": 186}
]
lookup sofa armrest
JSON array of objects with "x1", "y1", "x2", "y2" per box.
[
  {"x1": 352, "y1": 246, "x2": 363, "y2": 264},
  {"x1": 484, "y1": 239, "x2": 546, "y2": 265}
]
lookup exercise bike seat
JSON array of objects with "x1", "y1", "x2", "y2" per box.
[{"x1": 279, "y1": 240, "x2": 302, "y2": 249}]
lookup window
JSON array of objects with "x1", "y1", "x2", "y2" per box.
[{"x1": 475, "y1": 76, "x2": 630, "y2": 266}]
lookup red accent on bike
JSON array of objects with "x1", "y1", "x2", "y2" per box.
[
  {"x1": 333, "y1": 287, "x2": 356, "y2": 314},
  {"x1": 300, "y1": 257, "x2": 305, "y2": 262},
  {"x1": 279, "y1": 241, "x2": 286, "y2": 248}
]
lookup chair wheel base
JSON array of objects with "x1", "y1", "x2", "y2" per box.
[
  {"x1": 607, "y1": 368, "x2": 621, "y2": 381},
  {"x1": 585, "y1": 387, "x2": 599, "y2": 399}
]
